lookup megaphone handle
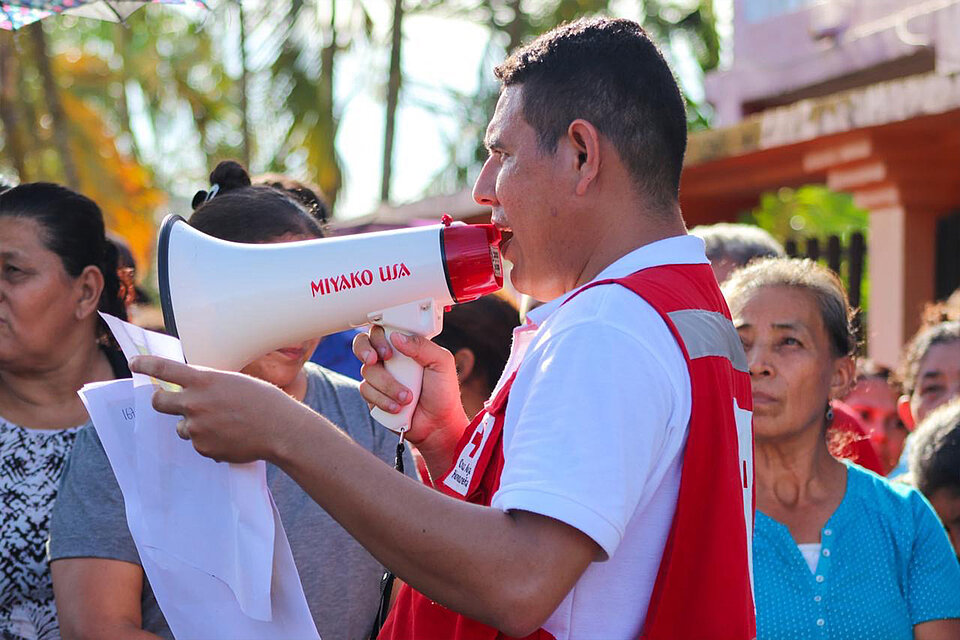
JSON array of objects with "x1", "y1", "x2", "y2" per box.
[{"x1": 370, "y1": 327, "x2": 423, "y2": 434}]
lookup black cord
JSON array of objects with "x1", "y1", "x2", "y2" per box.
[
  {"x1": 370, "y1": 432, "x2": 406, "y2": 639},
  {"x1": 394, "y1": 435, "x2": 405, "y2": 475}
]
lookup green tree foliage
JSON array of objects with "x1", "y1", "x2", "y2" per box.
[
  {"x1": 0, "y1": 0, "x2": 723, "y2": 227},
  {"x1": 240, "y1": 0, "x2": 376, "y2": 208},
  {"x1": 641, "y1": 0, "x2": 720, "y2": 130},
  {"x1": 424, "y1": 0, "x2": 723, "y2": 196},
  {"x1": 740, "y1": 184, "x2": 871, "y2": 314},
  {"x1": 740, "y1": 185, "x2": 868, "y2": 241},
  {"x1": 0, "y1": 21, "x2": 177, "y2": 269},
  {"x1": 0, "y1": 1, "x2": 373, "y2": 219}
]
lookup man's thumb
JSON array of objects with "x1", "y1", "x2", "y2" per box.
[{"x1": 390, "y1": 332, "x2": 448, "y2": 369}]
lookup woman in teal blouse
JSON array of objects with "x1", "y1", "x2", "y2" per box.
[{"x1": 724, "y1": 258, "x2": 960, "y2": 640}]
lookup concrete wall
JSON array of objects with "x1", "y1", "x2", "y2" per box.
[{"x1": 707, "y1": 0, "x2": 960, "y2": 125}]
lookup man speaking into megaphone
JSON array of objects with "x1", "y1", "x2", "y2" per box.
[{"x1": 133, "y1": 17, "x2": 755, "y2": 640}]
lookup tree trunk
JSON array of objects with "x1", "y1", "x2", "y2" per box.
[
  {"x1": 317, "y1": 0, "x2": 341, "y2": 207},
  {"x1": 380, "y1": 0, "x2": 404, "y2": 203},
  {"x1": 237, "y1": 0, "x2": 252, "y2": 169},
  {"x1": 504, "y1": 0, "x2": 525, "y2": 53},
  {"x1": 0, "y1": 32, "x2": 29, "y2": 181},
  {"x1": 27, "y1": 23, "x2": 79, "y2": 189},
  {"x1": 115, "y1": 22, "x2": 145, "y2": 164}
]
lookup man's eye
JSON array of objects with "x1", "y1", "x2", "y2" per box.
[
  {"x1": 780, "y1": 337, "x2": 801, "y2": 347},
  {"x1": 920, "y1": 385, "x2": 944, "y2": 396}
]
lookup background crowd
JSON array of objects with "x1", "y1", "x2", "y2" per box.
[
  {"x1": 1, "y1": 2, "x2": 960, "y2": 640},
  {"x1": 0, "y1": 162, "x2": 958, "y2": 638}
]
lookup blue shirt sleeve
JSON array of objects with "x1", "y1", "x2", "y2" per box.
[{"x1": 907, "y1": 490, "x2": 960, "y2": 624}]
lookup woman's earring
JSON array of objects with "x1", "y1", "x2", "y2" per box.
[{"x1": 825, "y1": 406, "x2": 835, "y2": 424}]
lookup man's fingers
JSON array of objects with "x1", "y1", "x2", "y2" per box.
[
  {"x1": 152, "y1": 388, "x2": 188, "y2": 416},
  {"x1": 359, "y1": 361, "x2": 411, "y2": 408},
  {"x1": 390, "y1": 332, "x2": 453, "y2": 372},
  {"x1": 351, "y1": 332, "x2": 379, "y2": 366},
  {"x1": 368, "y1": 326, "x2": 394, "y2": 361},
  {"x1": 358, "y1": 377, "x2": 403, "y2": 414},
  {"x1": 131, "y1": 356, "x2": 200, "y2": 387}
]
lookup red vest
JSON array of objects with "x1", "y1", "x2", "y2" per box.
[{"x1": 381, "y1": 264, "x2": 756, "y2": 640}]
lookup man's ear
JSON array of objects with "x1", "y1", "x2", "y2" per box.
[
  {"x1": 567, "y1": 119, "x2": 601, "y2": 196},
  {"x1": 74, "y1": 264, "x2": 105, "y2": 320},
  {"x1": 453, "y1": 348, "x2": 476, "y2": 384},
  {"x1": 898, "y1": 395, "x2": 916, "y2": 431}
]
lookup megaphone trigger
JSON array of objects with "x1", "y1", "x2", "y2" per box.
[{"x1": 367, "y1": 300, "x2": 444, "y2": 433}]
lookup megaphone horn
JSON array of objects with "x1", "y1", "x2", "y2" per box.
[{"x1": 157, "y1": 214, "x2": 503, "y2": 433}]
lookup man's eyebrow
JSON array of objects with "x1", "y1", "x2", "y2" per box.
[{"x1": 920, "y1": 370, "x2": 944, "y2": 380}]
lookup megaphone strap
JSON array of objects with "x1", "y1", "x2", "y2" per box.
[{"x1": 371, "y1": 431, "x2": 407, "y2": 638}]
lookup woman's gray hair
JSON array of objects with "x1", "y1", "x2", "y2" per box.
[
  {"x1": 691, "y1": 223, "x2": 785, "y2": 268},
  {"x1": 722, "y1": 257, "x2": 856, "y2": 358}
]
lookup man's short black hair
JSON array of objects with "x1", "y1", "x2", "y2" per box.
[{"x1": 494, "y1": 17, "x2": 687, "y2": 210}]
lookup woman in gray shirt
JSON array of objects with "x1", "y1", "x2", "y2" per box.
[{"x1": 48, "y1": 161, "x2": 414, "y2": 640}]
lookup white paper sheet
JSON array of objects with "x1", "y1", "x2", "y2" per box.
[{"x1": 83, "y1": 314, "x2": 320, "y2": 639}]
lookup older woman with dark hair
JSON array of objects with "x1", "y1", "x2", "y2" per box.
[
  {"x1": 724, "y1": 258, "x2": 960, "y2": 640},
  {"x1": 898, "y1": 321, "x2": 960, "y2": 431},
  {"x1": 888, "y1": 320, "x2": 960, "y2": 478},
  {"x1": 0, "y1": 183, "x2": 130, "y2": 639}
]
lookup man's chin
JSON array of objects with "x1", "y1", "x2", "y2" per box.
[{"x1": 509, "y1": 270, "x2": 535, "y2": 298}]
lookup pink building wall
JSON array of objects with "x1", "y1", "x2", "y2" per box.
[
  {"x1": 707, "y1": 0, "x2": 960, "y2": 126},
  {"x1": 698, "y1": 0, "x2": 960, "y2": 366}
]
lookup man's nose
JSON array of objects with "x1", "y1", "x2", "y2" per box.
[{"x1": 472, "y1": 157, "x2": 499, "y2": 207}]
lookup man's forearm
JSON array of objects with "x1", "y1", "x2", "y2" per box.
[{"x1": 270, "y1": 404, "x2": 595, "y2": 636}]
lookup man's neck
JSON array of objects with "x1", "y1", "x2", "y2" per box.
[{"x1": 571, "y1": 203, "x2": 687, "y2": 291}]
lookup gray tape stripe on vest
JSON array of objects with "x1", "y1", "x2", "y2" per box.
[{"x1": 667, "y1": 308, "x2": 749, "y2": 373}]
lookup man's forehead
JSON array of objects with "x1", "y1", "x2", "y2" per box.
[{"x1": 484, "y1": 86, "x2": 524, "y2": 144}]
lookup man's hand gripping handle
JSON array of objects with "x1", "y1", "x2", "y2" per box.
[{"x1": 368, "y1": 299, "x2": 444, "y2": 433}]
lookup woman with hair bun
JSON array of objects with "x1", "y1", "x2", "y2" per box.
[
  {"x1": 725, "y1": 258, "x2": 960, "y2": 639},
  {"x1": 49, "y1": 161, "x2": 415, "y2": 640},
  {"x1": 0, "y1": 183, "x2": 130, "y2": 640}
]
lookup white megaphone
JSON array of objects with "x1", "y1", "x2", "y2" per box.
[{"x1": 157, "y1": 214, "x2": 503, "y2": 433}]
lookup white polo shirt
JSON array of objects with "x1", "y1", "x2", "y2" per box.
[{"x1": 489, "y1": 235, "x2": 709, "y2": 640}]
